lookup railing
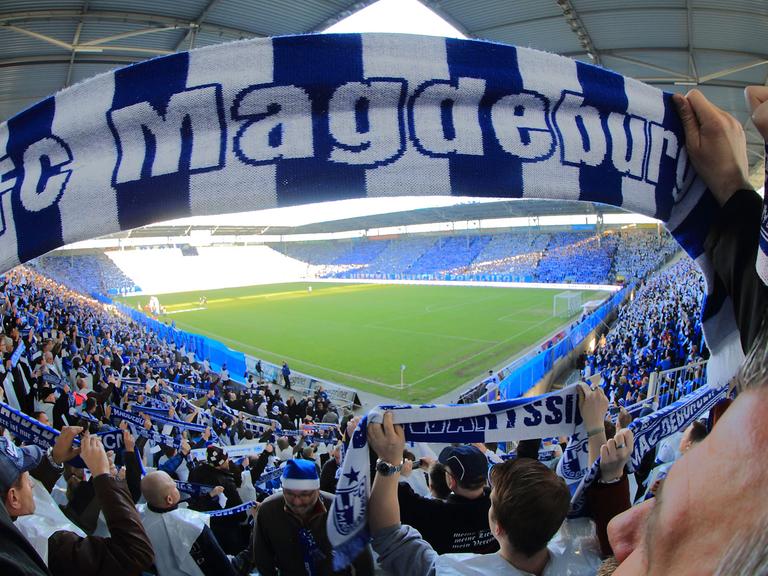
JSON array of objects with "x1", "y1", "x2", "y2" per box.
[
  {"x1": 649, "y1": 359, "x2": 708, "y2": 411},
  {"x1": 608, "y1": 360, "x2": 708, "y2": 424},
  {"x1": 243, "y1": 354, "x2": 361, "y2": 408}
]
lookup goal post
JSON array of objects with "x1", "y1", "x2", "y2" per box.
[{"x1": 553, "y1": 291, "x2": 582, "y2": 318}]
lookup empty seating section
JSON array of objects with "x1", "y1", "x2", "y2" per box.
[
  {"x1": 276, "y1": 241, "x2": 353, "y2": 265},
  {"x1": 332, "y1": 240, "x2": 391, "y2": 265}
]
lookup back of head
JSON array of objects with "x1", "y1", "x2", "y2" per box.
[
  {"x1": 515, "y1": 438, "x2": 542, "y2": 460},
  {"x1": 141, "y1": 470, "x2": 175, "y2": 508},
  {"x1": 489, "y1": 458, "x2": 570, "y2": 557},
  {"x1": 428, "y1": 461, "x2": 451, "y2": 500}
]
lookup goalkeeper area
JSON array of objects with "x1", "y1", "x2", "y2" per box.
[
  {"x1": 120, "y1": 282, "x2": 608, "y2": 403},
  {"x1": 553, "y1": 291, "x2": 583, "y2": 318}
]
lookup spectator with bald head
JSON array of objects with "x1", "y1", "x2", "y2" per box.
[{"x1": 140, "y1": 470, "x2": 236, "y2": 576}]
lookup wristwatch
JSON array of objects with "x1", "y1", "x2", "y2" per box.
[
  {"x1": 46, "y1": 448, "x2": 64, "y2": 470},
  {"x1": 375, "y1": 458, "x2": 403, "y2": 476}
]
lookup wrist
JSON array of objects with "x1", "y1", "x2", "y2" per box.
[
  {"x1": 599, "y1": 466, "x2": 624, "y2": 483},
  {"x1": 586, "y1": 426, "x2": 605, "y2": 438},
  {"x1": 47, "y1": 448, "x2": 64, "y2": 469},
  {"x1": 598, "y1": 472, "x2": 623, "y2": 484},
  {"x1": 376, "y1": 457, "x2": 403, "y2": 477}
]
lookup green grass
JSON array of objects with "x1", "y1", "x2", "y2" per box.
[{"x1": 119, "y1": 283, "x2": 606, "y2": 403}]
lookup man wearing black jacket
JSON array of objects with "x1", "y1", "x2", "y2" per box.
[
  {"x1": 0, "y1": 429, "x2": 153, "y2": 576},
  {"x1": 397, "y1": 445, "x2": 498, "y2": 555},
  {"x1": 187, "y1": 444, "x2": 251, "y2": 555}
]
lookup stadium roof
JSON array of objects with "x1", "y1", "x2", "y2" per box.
[
  {"x1": 114, "y1": 198, "x2": 625, "y2": 237},
  {"x1": 0, "y1": 0, "x2": 764, "y2": 183}
]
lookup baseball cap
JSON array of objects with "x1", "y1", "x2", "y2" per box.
[
  {"x1": 0, "y1": 437, "x2": 43, "y2": 492},
  {"x1": 438, "y1": 445, "x2": 488, "y2": 483}
]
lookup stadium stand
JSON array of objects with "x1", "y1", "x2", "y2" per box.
[
  {"x1": 356, "y1": 236, "x2": 438, "y2": 276},
  {"x1": 611, "y1": 229, "x2": 679, "y2": 283},
  {"x1": 405, "y1": 234, "x2": 492, "y2": 275},
  {"x1": 31, "y1": 253, "x2": 139, "y2": 296},
  {"x1": 0, "y1": 252, "x2": 747, "y2": 576},
  {"x1": 534, "y1": 232, "x2": 619, "y2": 284},
  {"x1": 584, "y1": 258, "x2": 707, "y2": 409}
]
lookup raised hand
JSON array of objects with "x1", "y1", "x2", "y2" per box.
[
  {"x1": 600, "y1": 428, "x2": 634, "y2": 483},
  {"x1": 79, "y1": 434, "x2": 111, "y2": 476},
  {"x1": 51, "y1": 426, "x2": 84, "y2": 465},
  {"x1": 673, "y1": 90, "x2": 751, "y2": 206}
]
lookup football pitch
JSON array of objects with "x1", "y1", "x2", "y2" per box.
[{"x1": 120, "y1": 283, "x2": 607, "y2": 403}]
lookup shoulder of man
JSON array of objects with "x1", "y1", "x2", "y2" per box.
[{"x1": 258, "y1": 492, "x2": 287, "y2": 514}]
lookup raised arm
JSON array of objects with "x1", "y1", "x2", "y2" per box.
[
  {"x1": 368, "y1": 412, "x2": 438, "y2": 576},
  {"x1": 48, "y1": 434, "x2": 154, "y2": 576}
]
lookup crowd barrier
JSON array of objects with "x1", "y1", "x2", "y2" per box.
[
  {"x1": 112, "y1": 301, "x2": 362, "y2": 407},
  {"x1": 113, "y1": 302, "x2": 246, "y2": 378},
  {"x1": 243, "y1": 354, "x2": 361, "y2": 408},
  {"x1": 650, "y1": 359, "x2": 708, "y2": 410},
  {"x1": 474, "y1": 286, "x2": 631, "y2": 402}
]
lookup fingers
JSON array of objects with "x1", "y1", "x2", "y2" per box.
[
  {"x1": 62, "y1": 425, "x2": 84, "y2": 438},
  {"x1": 577, "y1": 382, "x2": 588, "y2": 403},
  {"x1": 600, "y1": 441, "x2": 611, "y2": 462},
  {"x1": 615, "y1": 428, "x2": 635, "y2": 453},
  {"x1": 745, "y1": 85, "x2": 768, "y2": 115},
  {"x1": 745, "y1": 85, "x2": 768, "y2": 138},
  {"x1": 673, "y1": 93, "x2": 699, "y2": 149},
  {"x1": 684, "y1": 89, "x2": 721, "y2": 127},
  {"x1": 381, "y1": 411, "x2": 395, "y2": 436}
]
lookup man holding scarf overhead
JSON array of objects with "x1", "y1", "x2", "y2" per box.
[
  {"x1": 0, "y1": 429, "x2": 154, "y2": 576},
  {"x1": 367, "y1": 411, "x2": 634, "y2": 575},
  {"x1": 249, "y1": 459, "x2": 374, "y2": 576},
  {"x1": 140, "y1": 469, "x2": 238, "y2": 576},
  {"x1": 594, "y1": 87, "x2": 768, "y2": 576}
]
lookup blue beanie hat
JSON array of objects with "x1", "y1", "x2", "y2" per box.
[{"x1": 282, "y1": 459, "x2": 319, "y2": 491}]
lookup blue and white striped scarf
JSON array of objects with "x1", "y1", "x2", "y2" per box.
[
  {"x1": 328, "y1": 382, "x2": 729, "y2": 568},
  {"x1": 328, "y1": 386, "x2": 586, "y2": 567},
  {"x1": 0, "y1": 33, "x2": 763, "y2": 386}
]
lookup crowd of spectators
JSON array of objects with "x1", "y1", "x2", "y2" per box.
[
  {"x1": 610, "y1": 229, "x2": 678, "y2": 283},
  {"x1": 31, "y1": 254, "x2": 138, "y2": 296},
  {"x1": 0, "y1": 266, "x2": 368, "y2": 574},
  {"x1": 583, "y1": 258, "x2": 707, "y2": 409},
  {"x1": 0, "y1": 80, "x2": 765, "y2": 576},
  {"x1": 535, "y1": 232, "x2": 619, "y2": 284}
]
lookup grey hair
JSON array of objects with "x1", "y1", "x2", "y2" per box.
[
  {"x1": 714, "y1": 517, "x2": 768, "y2": 576},
  {"x1": 736, "y1": 313, "x2": 768, "y2": 393}
]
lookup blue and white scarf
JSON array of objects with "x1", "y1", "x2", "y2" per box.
[
  {"x1": 328, "y1": 385, "x2": 585, "y2": 568},
  {"x1": 206, "y1": 500, "x2": 256, "y2": 517},
  {"x1": 109, "y1": 405, "x2": 183, "y2": 449},
  {"x1": 189, "y1": 442, "x2": 265, "y2": 462},
  {"x1": 567, "y1": 383, "x2": 728, "y2": 512},
  {"x1": 128, "y1": 404, "x2": 210, "y2": 435},
  {"x1": 176, "y1": 480, "x2": 215, "y2": 499},
  {"x1": 0, "y1": 33, "x2": 763, "y2": 385},
  {"x1": 0, "y1": 400, "x2": 125, "y2": 459}
]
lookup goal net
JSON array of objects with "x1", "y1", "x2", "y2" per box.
[{"x1": 553, "y1": 291, "x2": 582, "y2": 318}]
